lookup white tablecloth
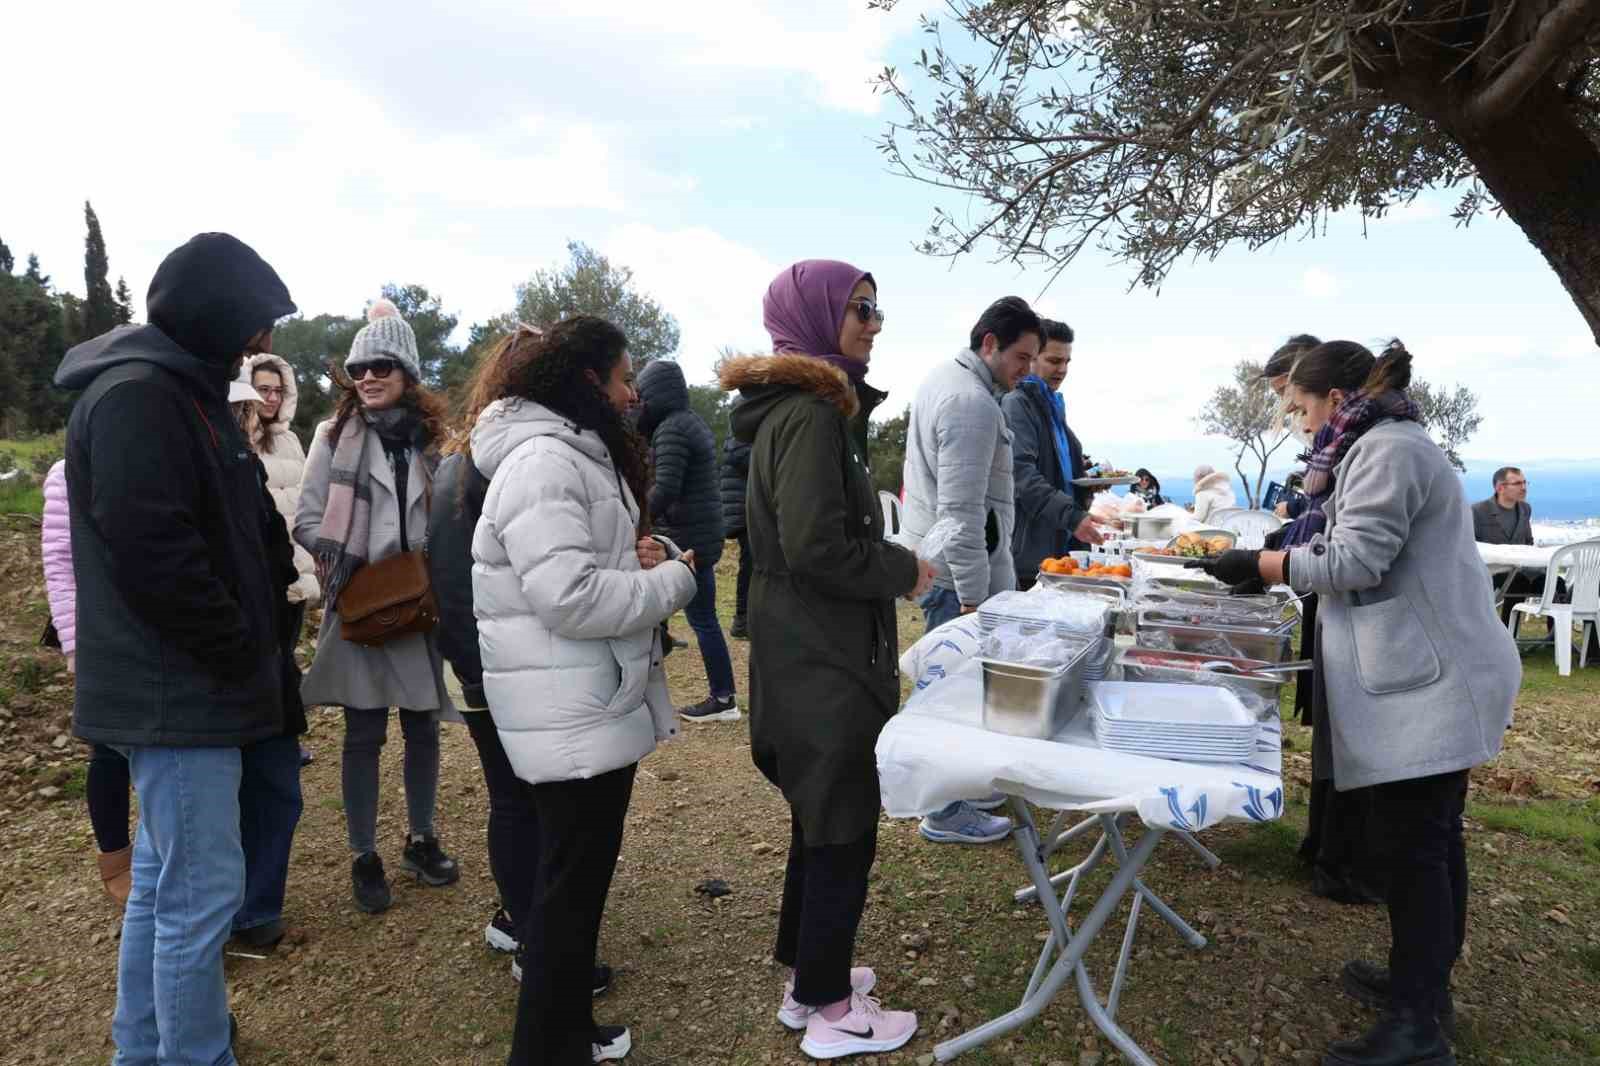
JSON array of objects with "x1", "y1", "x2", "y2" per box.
[
  {"x1": 876, "y1": 662, "x2": 1284, "y2": 834},
  {"x1": 1477, "y1": 543, "x2": 1557, "y2": 570}
]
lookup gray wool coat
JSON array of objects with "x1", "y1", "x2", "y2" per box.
[
  {"x1": 1287, "y1": 419, "x2": 1519, "y2": 790},
  {"x1": 294, "y1": 419, "x2": 457, "y2": 716}
]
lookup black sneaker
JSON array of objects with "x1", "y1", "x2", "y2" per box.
[
  {"x1": 678, "y1": 694, "x2": 741, "y2": 724},
  {"x1": 351, "y1": 852, "x2": 392, "y2": 914},
  {"x1": 401, "y1": 833, "x2": 460, "y2": 887},
  {"x1": 233, "y1": 919, "x2": 286, "y2": 951},
  {"x1": 592, "y1": 1025, "x2": 631, "y2": 1061},
  {"x1": 661, "y1": 626, "x2": 679, "y2": 658},
  {"x1": 485, "y1": 907, "x2": 517, "y2": 953},
  {"x1": 729, "y1": 614, "x2": 749, "y2": 640}
]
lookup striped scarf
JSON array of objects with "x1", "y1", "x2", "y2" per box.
[
  {"x1": 308, "y1": 408, "x2": 416, "y2": 605},
  {"x1": 1300, "y1": 389, "x2": 1421, "y2": 501}
]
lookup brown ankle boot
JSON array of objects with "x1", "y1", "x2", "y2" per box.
[{"x1": 97, "y1": 846, "x2": 132, "y2": 908}]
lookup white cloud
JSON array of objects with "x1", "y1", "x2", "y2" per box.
[
  {"x1": 604, "y1": 223, "x2": 781, "y2": 381},
  {"x1": 1300, "y1": 267, "x2": 1341, "y2": 299}
]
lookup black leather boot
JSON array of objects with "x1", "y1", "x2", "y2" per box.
[
  {"x1": 1323, "y1": 1007, "x2": 1455, "y2": 1066},
  {"x1": 1340, "y1": 960, "x2": 1456, "y2": 1039}
]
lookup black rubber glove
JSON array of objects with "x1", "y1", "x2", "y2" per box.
[
  {"x1": 1228, "y1": 575, "x2": 1268, "y2": 596},
  {"x1": 1184, "y1": 548, "x2": 1263, "y2": 588}
]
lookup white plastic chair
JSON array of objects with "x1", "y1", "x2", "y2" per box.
[
  {"x1": 879, "y1": 491, "x2": 904, "y2": 537},
  {"x1": 1210, "y1": 509, "x2": 1283, "y2": 549},
  {"x1": 1509, "y1": 538, "x2": 1600, "y2": 676}
]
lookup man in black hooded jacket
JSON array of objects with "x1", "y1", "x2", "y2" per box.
[{"x1": 54, "y1": 232, "x2": 295, "y2": 1066}]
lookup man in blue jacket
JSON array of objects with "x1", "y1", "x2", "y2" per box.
[
  {"x1": 1002, "y1": 319, "x2": 1105, "y2": 589},
  {"x1": 55, "y1": 233, "x2": 294, "y2": 1066}
]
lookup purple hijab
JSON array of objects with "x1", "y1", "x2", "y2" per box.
[{"x1": 762, "y1": 259, "x2": 875, "y2": 382}]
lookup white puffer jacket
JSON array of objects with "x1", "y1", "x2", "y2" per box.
[
  {"x1": 471, "y1": 398, "x2": 697, "y2": 785},
  {"x1": 1191, "y1": 470, "x2": 1239, "y2": 524},
  {"x1": 244, "y1": 353, "x2": 320, "y2": 605}
]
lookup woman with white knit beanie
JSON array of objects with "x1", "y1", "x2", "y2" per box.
[{"x1": 294, "y1": 298, "x2": 462, "y2": 914}]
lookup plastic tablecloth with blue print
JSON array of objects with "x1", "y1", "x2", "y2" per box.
[{"x1": 876, "y1": 660, "x2": 1284, "y2": 833}]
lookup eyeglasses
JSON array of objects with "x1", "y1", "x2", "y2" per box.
[
  {"x1": 254, "y1": 386, "x2": 286, "y2": 398},
  {"x1": 349, "y1": 360, "x2": 400, "y2": 381},
  {"x1": 848, "y1": 298, "x2": 885, "y2": 325}
]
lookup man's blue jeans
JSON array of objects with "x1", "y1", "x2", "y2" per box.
[
  {"x1": 113, "y1": 744, "x2": 243, "y2": 1066},
  {"x1": 920, "y1": 585, "x2": 963, "y2": 632},
  {"x1": 234, "y1": 733, "x2": 304, "y2": 934},
  {"x1": 683, "y1": 563, "x2": 736, "y2": 699}
]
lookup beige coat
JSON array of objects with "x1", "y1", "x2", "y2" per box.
[
  {"x1": 294, "y1": 417, "x2": 455, "y2": 714},
  {"x1": 245, "y1": 353, "x2": 320, "y2": 605}
]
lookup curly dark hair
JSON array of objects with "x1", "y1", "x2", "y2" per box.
[
  {"x1": 325, "y1": 367, "x2": 450, "y2": 452},
  {"x1": 467, "y1": 315, "x2": 651, "y2": 520}
]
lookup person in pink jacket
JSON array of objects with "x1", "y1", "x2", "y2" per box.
[{"x1": 42, "y1": 460, "x2": 133, "y2": 906}]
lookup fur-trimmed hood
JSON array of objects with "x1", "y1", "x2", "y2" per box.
[
  {"x1": 244, "y1": 352, "x2": 299, "y2": 430},
  {"x1": 719, "y1": 353, "x2": 858, "y2": 421}
]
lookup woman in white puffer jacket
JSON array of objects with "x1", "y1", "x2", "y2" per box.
[
  {"x1": 243, "y1": 353, "x2": 321, "y2": 607},
  {"x1": 470, "y1": 315, "x2": 696, "y2": 1065}
]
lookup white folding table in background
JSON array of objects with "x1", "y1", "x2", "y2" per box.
[{"x1": 877, "y1": 664, "x2": 1284, "y2": 1064}]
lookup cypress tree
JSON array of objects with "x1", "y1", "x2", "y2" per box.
[
  {"x1": 114, "y1": 275, "x2": 135, "y2": 324},
  {"x1": 81, "y1": 200, "x2": 117, "y2": 339},
  {"x1": 0, "y1": 236, "x2": 13, "y2": 275}
]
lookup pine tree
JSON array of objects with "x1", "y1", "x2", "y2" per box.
[
  {"x1": 114, "y1": 276, "x2": 135, "y2": 325},
  {"x1": 0, "y1": 236, "x2": 13, "y2": 275},
  {"x1": 24, "y1": 254, "x2": 48, "y2": 286},
  {"x1": 81, "y1": 200, "x2": 118, "y2": 339}
]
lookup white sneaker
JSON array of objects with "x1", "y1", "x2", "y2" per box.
[
  {"x1": 778, "y1": 966, "x2": 877, "y2": 1030},
  {"x1": 799, "y1": 991, "x2": 917, "y2": 1060},
  {"x1": 592, "y1": 1025, "x2": 631, "y2": 1061}
]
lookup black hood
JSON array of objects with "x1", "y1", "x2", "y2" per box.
[
  {"x1": 636, "y1": 359, "x2": 688, "y2": 434},
  {"x1": 729, "y1": 384, "x2": 785, "y2": 445},
  {"x1": 54, "y1": 323, "x2": 233, "y2": 399},
  {"x1": 145, "y1": 233, "x2": 296, "y2": 365}
]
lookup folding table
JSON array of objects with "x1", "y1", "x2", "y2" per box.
[{"x1": 876, "y1": 663, "x2": 1284, "y2": 1064}]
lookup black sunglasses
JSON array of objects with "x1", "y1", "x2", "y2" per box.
[
  {"x1": 349, "y1": 359, "x2": 401, "y2": 381},
  {"x1": 849, "y1": 297, "x2": 885, "y2": 325}
]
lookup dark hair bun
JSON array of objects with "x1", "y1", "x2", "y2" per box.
[{"x1": 1364, "y1": 339, "x2": 1413, "y2": 393}]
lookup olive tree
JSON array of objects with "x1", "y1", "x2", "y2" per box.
[
  {"x1": 874, "y1": 1, "x2": 1600, "y2": 343},
  {"x1": 1196, "y1": 359, "x2": 1295, "y2": 507}
]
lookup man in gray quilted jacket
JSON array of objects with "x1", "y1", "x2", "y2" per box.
[{"x1": 899, "y1": 295, "x2": 1043, "y2": 845}]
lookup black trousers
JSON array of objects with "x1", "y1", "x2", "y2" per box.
[
  {"x1": 774, "y1": 812, "x2": 878, "y2": 1006},
  {"x1": 1370, "y1": 770, "x2": 1469, "y2": 1013},
  {"x1": 735, "y1": 531, "x2": 754, "y2": 619},
  {"x1": 463, "y1": 711, "x2": 539, "y2": 927},
  {"x1": 510, "y1": 763, "x2": 636, "y2": 1066}
]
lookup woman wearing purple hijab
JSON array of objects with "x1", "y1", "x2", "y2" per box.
[{"x1": 720, "y1": 261, "x2": 933, "y2": 1060}]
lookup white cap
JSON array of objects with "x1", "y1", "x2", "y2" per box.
[{"x1": 230, "y1": 366, "x2": 263, "y2": 404}]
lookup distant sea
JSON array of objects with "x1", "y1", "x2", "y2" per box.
[{"x1": 1144, "y1": 457, "x2": 1597, "y2": 547}]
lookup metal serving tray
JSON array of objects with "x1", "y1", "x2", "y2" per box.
[
  {"x1": 979, "y1": 638, "x2": 1100, "y2": 740},
  {"x1": 1134, "y1": 619, "x2": 1293, "y2": 664}
]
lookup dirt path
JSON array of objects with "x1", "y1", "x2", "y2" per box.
[{"x1": 2, "y1": 517, "x2": 1597, "y2": 1065}]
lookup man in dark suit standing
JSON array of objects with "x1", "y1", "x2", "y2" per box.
[
  {"x1": 1472, "y1": 467, "x2": 1533, "y2": 546},
  {"x1": 1473, "y1": 467, "x2": 1543, "y2": 629}
]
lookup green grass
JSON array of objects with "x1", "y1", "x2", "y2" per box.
[
  {"x1": 1470, "y1": 795, "x2": 1600, "y2": 852},
  {"x1": 0, "y1": 431, "x2": 66, "y2": 463},
  {"x1": 0, "y1": 479, "x2": 43, "y2": 515}
]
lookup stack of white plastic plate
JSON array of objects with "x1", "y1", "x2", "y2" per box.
[{"x1": 1088, "y1": 681, "x2": 1259, "y2": 763}]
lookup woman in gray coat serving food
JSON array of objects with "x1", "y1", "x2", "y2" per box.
[
  {"x1": 1193, "y1": 342, "x2": 1519, "y2": 1066},
  {"x1": 296, "y1": 299, "x2": 461, "y2": 914}
]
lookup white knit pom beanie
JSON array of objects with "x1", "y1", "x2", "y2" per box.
[{"x1": 346, "y1": 298, "x2": 421, "y2": 380}]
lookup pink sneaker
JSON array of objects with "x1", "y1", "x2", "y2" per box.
[
  {"x1": 799, "y1": 991, "x2": 917, "y2": 1060},
  {"x1": 778, "y1": 967, "x2": 877, "y2": 1029}
]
